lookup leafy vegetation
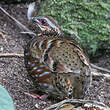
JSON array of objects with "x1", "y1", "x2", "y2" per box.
[
  {"x1": 0, "y1": 85, "x2": 15, "y2": 110},
  {"x1": 38, "y1": 0, "x2": 110, "y2": 56}
]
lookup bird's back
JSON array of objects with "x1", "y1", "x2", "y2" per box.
[{"x1": 24, "y1": 33, "x2": 91, "y2": 98}]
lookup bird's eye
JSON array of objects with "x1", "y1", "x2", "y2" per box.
[{"x1": 39, "y1": 19, "x2": 48, "y2": 26}]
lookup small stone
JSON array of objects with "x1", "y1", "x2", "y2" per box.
[
  {"x1": 26, "y1": 79, "x2": 30, "y2": 83},
  {"x1": 35, "y1": 103, "x2": 39, "y2": 108},
  {"x1": 0, "y1": 45, "x2": 3, "y2": 52}
]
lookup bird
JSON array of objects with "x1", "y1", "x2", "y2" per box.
[{"x1": 24, "y1": 3, "x2": 92, "y2": 99}]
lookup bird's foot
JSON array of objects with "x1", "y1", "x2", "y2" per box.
[{"x1": 24, "y1": 92, "x2": 48, "y2": 100}]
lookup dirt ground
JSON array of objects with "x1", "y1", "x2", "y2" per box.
[{"x1": 0, "y1": 2, "x2": 110, "y2": 110}]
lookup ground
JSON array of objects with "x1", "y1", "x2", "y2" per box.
[{"x1": 0, "y1": 2, "x2": 110, "y2": 110}]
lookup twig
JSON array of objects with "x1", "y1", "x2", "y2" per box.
[
  {"x1": 91, "y1": 70, "x2": 110, "y2": 79},
  {"x1": 20, "y1": 31, "x2": 36, "y2": 35},
  {"x1": 0, "y1": 28, "x2": 8, "y2": 34},
  {"x1": 0, "y1": 6, "x2": 36, "y2": 37},
  {"x1": 0, "y1": 53, "x2": 24, "y2": 57},
  {"x1": 90, "y1": 63, "x2": 110, "y2": 73},
  {"x1": 44, "y1": 99, "x2": 107, "y2": 110}
]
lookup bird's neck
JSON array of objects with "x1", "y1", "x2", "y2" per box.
[{"x1": 38, "y1": 30, "x2": 64, "y2": 37}]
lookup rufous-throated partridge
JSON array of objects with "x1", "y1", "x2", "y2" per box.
[{"x1": 24, "y1": 2, "x2": 92, "y2": 99}]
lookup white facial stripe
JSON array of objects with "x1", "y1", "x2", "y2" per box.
[
  {"x1": 45, "y1": 18, "x2": 61, "y2": 34},
  {"x1": 45, "y1": 18, "x2": 56, "y2": 28}
]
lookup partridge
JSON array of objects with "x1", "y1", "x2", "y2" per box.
[{"x1": 24, "y1": 4, "x2": 92, "y2": 99}]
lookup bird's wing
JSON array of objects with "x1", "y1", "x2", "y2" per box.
[{"x1": 25, "y1": 35, "x2": 90, "y2": 77}]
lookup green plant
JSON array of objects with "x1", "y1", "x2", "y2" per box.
[
  {"x1": 0, "y1": 85, "x2": 15, "y2": 110},
  {"x1": 38, "y1": 0, "x2": 110, "y2": 56}
]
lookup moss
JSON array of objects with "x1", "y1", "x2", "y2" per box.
[{"x1": 38, "y1": 0, "x2": 110, "y2": 56}]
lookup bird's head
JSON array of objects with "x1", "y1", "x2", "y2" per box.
[
  {"x1": 27, "y1": 3, "x2": 62, "y2": 35},
  {"x1": 31, "y1": 16, "x2": 62, "y2": 34}
]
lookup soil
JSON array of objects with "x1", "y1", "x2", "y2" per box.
[{"x1": 0, "y1": 2, "x2": 110, "y2": 110}]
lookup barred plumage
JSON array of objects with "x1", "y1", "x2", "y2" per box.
[{"x1": 24, "y1": 16, "x2": 91, "y2": 99}]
